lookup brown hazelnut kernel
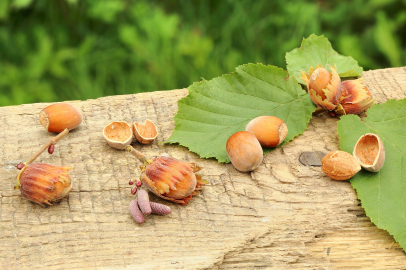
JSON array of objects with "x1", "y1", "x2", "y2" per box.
[
  {"x1": 321, "y1": 150, "x2": 361, "y2": 180},
  {"x1": 39, "y1": 103, "x2": 82, "y2": 133}
]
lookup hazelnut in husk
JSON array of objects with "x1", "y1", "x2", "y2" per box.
[
  {"x1": 334, "y1": 79, "x2": 376, "y2": 115},
  {"x1": 353, "y1": 133, "x2": 385, "y2": 172},
  {"x1": 301, "y1": 64, "x2": 341, "y2": 110},
  {"x1": 15, "y1": 163, "x2": 73, "y2": 206},
  {"x1": 140, "y1": 156, "x2": 207, "y2": 205}
]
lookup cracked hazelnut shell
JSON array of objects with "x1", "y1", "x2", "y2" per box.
[
  {"x1": 353, "y1": 133, "x2": 385, "y2": 172},
  {"x1": 103, "y1": 121, "x2": 133, "y2": 150},
  {"x1": 132, "y1": 119, "x2": 158, "y2": 144}
]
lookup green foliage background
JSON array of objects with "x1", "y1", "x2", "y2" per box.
[{"x1": 1, "y1": 0, "x2": 406, "y2": 106}]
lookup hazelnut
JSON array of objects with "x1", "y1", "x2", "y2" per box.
[
  {"x1": 132, "y1": 119, "x2": 158, "y2": 144},
  {"x1": 334, "y1": 79, "x2": 376, "y2": 115},
  {"x1": 103, "y1": 121, "x2": 133, "y2": 149},
  {"x1": 39, "y1": 103, "x2": 83, "y2": 133},
  {"x1": 353, "y1": 133, "x2": 385, "y2": 172},
  {"x1": 245, "y1": 116, "x2": 288, "y2": 148},
  {"x1": 226, "y1": 131, "x2": 263, "y2": 172},
  {"x1": 301, "y1": 64, "x2": 341, "y2": 110},
  {"x1": 321, "y1": 150, "x2": 361, "y2": 180}
]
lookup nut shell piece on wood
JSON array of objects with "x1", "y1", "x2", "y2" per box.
[
  {"x1": 321, "y1": 150, "x2": 361, "y2": 180},
  {"x1": 39, "y1": 103, "x2": 83, "y2": 133},
  {"x1": 103, "y1": 121, "x2": 133, "y2": 150},
  {"x1": 353, "y1": 133, "x2": 385, "y2": 172},
  {"x1": 132, "y1": 119, "x2": 158, "y2": 144}
]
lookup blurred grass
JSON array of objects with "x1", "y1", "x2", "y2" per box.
[{"x1": 0, "y1": 0, "x2": 405, "y2": 106}]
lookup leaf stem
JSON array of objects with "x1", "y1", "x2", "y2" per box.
[
  {"x1": 26, "y1": 128, "x2": 70, "y2": 165},
  {"x1": 126, "y1": 145, "x2": 147, "y2": 163}
]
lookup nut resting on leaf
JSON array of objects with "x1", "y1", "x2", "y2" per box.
[
  {"x1": 246, "y1": 116, "x2": 288, "y2": 148},
  {"x1": 301, "y1": 64, "x2": 341, "y2": 110},
  {"x1": 126, "y1": 145, "x2": 208, "y2": 205},
  {"x1": 334, "y1": 79, "x2": 376, "y2": 115},
  {"x1": 15, "y1": 163, "x2": 73, "y2": 206},
  {"x1": 321, "y1": 150, "x2": 361, "y2": 180},
  {"x1": 39, "y1": 103, "x2": 82, "y2": 133},
  {"x1": 103, "y1": 121, "x2": 133, "y2": 150},
  {"x1": 226, "y1": 131, "x2": 263, "y2": 172},
  {"x1": 353, "y1": 133, "x2": 385, "y2": 172},
  {"x1": 133, "y1": 119, "x2": 158, "y2": 144}
]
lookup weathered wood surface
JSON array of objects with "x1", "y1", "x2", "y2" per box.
[{"x1": 1, "y1": 67, "x2": 406, "y2": 270}]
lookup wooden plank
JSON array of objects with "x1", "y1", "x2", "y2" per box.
[{"x1": 0, "y1": 67, "x2": 406, "y2": 269}]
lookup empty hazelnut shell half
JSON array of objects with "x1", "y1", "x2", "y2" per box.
[
  {"x1": 353, "y1": 133, "x2": 385, "y2": 172},
  {"x1": 39, "y1": 103, "x2": 82, "y2": 133},
  {"x1": 103, "y1": 121, "x2": 133, "y2": 150},
  {"x1": 132, "y1": 119, "x2": 158, "y2": 144}
]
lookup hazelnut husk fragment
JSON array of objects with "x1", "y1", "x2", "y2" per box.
[
  {"x1": 132, "y1": 119, "x2": 158, "y2": 144},
  {"x1": 353, "y1": 133, "x2": 385, "y2": 172},
  {"x1": 246, "y1": 116, "x2": 288, "y2": 148},
  {"x1": 321, "y1": 150, "x2": 361, "y2": 180},
  {"x1": 39, "y1": 103, "x2": 82, "y2": 133},
  {"x1": 103, "y1": 121, "x2": 133, "y2": 150}
]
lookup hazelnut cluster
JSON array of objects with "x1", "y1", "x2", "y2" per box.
[
  {"x1": 16, "y1": 103, "x2": 83, "y2": 205},
  {"x1": 301, "y1": 64, "x2": 376, "y2": 115},
  {"x1": 226, "y1": 116, "x2": 288, "y2": 172},
  {"x1": 102, "y1": 117, "x2": 207, "y2": 224},
  {"x1": 321, "y1": 133, "x2": 385, "y2": 181}
]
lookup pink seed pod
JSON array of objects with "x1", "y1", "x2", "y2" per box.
[
  {"x1": 150, "y1": 202, "x2": 171, "y2": 215},
  {"x1": 16, "y1": 163, "x2": 25, "y2": 170},
  {"x1": 131, "y1": 187, "x2": 138, "y2": 195},
  {"x1": 137, "y1": 189, "x2": 151, "y2": 215},
  {"x1": 129, "y1": 199, "x2": 144, "y2": 224},
  {"x1": 129, "y1": 179, "x2": 134, "y2": 185},
  {"x1": 48, "y1": 144, "x2": 55, "y2": 154},
  {"x1": 135, "y1": 180, "x2": 142, "y2": 188}
]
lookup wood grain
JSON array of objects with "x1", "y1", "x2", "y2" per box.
[{"x1": 1, "y1": 67, "x2": 406, "y2": 269}]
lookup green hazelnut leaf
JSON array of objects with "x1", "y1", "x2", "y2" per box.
[
  {"x1": 166, "y1": 63, "x2": 316, "y2": 163},
  {"x1": 286, "y1": 34, "x2": 363, "y2": 84},
  {"x1": 337, "y1": 98, "x2": 406, "y2": 252}
]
